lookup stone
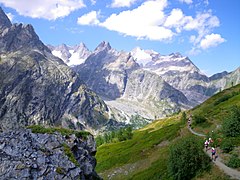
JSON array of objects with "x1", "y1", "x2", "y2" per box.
[{"x1": 0, "y1": 129, "x2": 101, "y2": 179}]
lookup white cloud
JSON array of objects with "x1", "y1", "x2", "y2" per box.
[
  {"x1": 200, "y1": 33, "x2": 225, "y2": 49},
  {"x1": 77, "y1": 11, "x2": 100, "y2": 25},
  {"x1": 164, "y1": 8, "x2": 192, "y2": 33},
  {"x1": 101, "y1": 0, "x2": 174, "y2": 41},
  {"x1": 6, "y1": 12, "x2": 14, "y2": 22},
  {"x1": 0, "y1": 0, "x2": 85, "y2": 20},
  {"x1": 111, "y1": 0, "x2": 138, "y2": 8},
  {"x1": 184, "y1": 11, "x2": 220, "y2": 47},
  {"x1": 178, "y1": 0, "x2": 193, "y2": 4},
  {"x1": 76, "y1": 0, "x2": 224, "y2": 52},
  {"x1": 204, "y1": 0, "x2": 209, "y2": 6},
  {"x1": 90, "y1": 0, "x2": 96, "y2": 5}
]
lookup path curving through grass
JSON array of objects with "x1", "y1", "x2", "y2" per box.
[{"x1": 188, "y1": 121, "x2": 240, "y2": 179}]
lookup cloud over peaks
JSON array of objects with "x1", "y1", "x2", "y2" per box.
[
  {"x1": 77, "y1": 11, "x2": 100, "y2": 25},
  {"x1": 0, "y1": 0, "x2": 85, "y2": 20},
  {"x1": 110, "y1": 0, "x2": 138, "y2": 8},
  {"x1": 101, "y1": 0, "x2": 174, "y2": 41},
  {"x1": 200, "y1": 33, "x2": 225, "y2": 49}
]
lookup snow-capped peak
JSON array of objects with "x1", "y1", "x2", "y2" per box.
[
  {"x1": 49, "y1": 42, "x2": 91, "y2": 66},
  {"x1": 131, "y1": 47, "x2": 158, "y2": 66}
]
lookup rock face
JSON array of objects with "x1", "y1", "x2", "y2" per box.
[
  {"x1": 0, "y1": 129, "x2": 100, "y2": 179},
  {"x1": 0, "y1": 7, "x2": 11, "y2": 31},
  {"x1": 0, "y1": 7, "x2": 111, "y2": 133},
  {"x1": 74, "y1": 41, "x2": 139, "y2": 100},
  {"x1": 48, "y1": 43, "x2": 91, "y2": 66},
  {"x1": 73, "y1": 43, "x2": 191, "y2": 124}
]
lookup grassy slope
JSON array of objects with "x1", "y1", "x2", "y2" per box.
[
  {"x1": 96, "y1": 116, "x2": 182, "y2": 179},
  {"x1": 190, "y1": 84, "x2": 240, "y2": 133},
  {"x1": 96, "y1": 85, "x2": 240, "y2": 179}
]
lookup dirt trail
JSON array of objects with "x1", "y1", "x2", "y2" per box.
[{"x1": 188, "y1": 123, "x2": 240, "y2": 179}]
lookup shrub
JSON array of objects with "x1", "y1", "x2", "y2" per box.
[
  {"x1": 181, "y1": 112, "x2": 187, "y2": 125},
  {"x1": 214, "y1": 91, "x2": 240, "y2": 106},
  {"x1": 95, "y1": 126, "x2": 133, "y2": 146},
  {"x1": 220, "y1": 139, "x2": 234, "y2": 153},
  {"x1": 168, "y1": 136, "x2": 210, "y2": 180},
  {"x1": 222, "y1": 106, "x2": 240, "y2": 137},
  {"x1": 227, "y1": 154, "x2": 240, "y2": 168},
  {"x1": 193, "y1": 115, "x2": 207, "y2": 124}
]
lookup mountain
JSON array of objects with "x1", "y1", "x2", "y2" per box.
[
  {"x1": 72, "y1": 42, "x2": 191, "y2": 125},
  {"x1": 0, "y1": 7, "x2": 112, "y2": 134},
  {"x1": 131, "y1": 48, "x2": 211, "y2": 104},
  {"x1": 48, "y1": 43, "x2": 91, "y2": 66},
  {"x1": 74, "y1": 41, "x2": 139, "y2": 100},
  {"x1": 69, "y1": 43, "x2": 239, "y2": 126},
  {"x1": 210, "y1": 67, "x2": 240, "y2": 90}
]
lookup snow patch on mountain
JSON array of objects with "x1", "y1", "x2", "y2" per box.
[{"x1": 48, "y1": 43, "x2": 91, "y2": 66}]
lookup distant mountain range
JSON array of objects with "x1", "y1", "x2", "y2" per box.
[{"x1": 49, "y1": 41, "x2": 240, "y2": 127}]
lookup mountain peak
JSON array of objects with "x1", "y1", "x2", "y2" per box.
[
  {"x1": 0, "y1": 7, "x2": 12, "y2": 31},
  {"x1": 169, "y1": 52, "x2": 183, "y2": 58},
  {"x1": 94, "y1": 41, "x2": 111, "y2": 52}
]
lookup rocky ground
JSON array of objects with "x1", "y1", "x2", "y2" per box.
[{"x1": 0, "y1": 129, "x2": 100, "y2": 179}]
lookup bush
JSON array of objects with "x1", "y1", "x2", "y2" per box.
[
  {"x1": 220, "y1": 139, "x2": 234, "y2": 153},
  {"x1": 168, "y1": 136, "x2": 210, "y2": 180},
  {"x1": 96, "y1": 126, "x2": 133, "y2": 146},
  {"x1": 193, "y1": 115, "x2": 207, "y2": 124},
  {"x1": 181, "y1": 112, "x2": 187, "y2": 125},
  {"x1": 227, "y1": 154, "x2": 240, "y2": 168},
  {"x1": 222, "y1": 106, "x2": 240, "y2": 137},
  {"x1": 214, "y1": 91, "x2": 240, "y2": 106}
]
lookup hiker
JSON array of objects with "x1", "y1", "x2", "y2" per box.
[
  {"x1": 208, "y1": 137, "x2": 213, "y2": 147},
  {"x1": 211, "y1": 147, "x2": 216, "y2": 161},
  {"x1": 188, "y1": 119, "x2": 191, "y2": 127},
  {"x1": 204, "y1": 139, "x2": 209, "y2": 151}
]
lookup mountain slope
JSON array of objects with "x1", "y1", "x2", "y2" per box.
[
  {"x1": 95, "y1": 84, "x2": 240, "y2": 179},
  {"x1": 0, "y1": 7, "x2": 111, "y2": 134}
]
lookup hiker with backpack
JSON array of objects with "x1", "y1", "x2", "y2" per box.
[
  {"x1": 211, "y1": 147, "x2": 216, "y2": 161},
  {"x1": 204, "y1": 139, "x2": 209, "y2": 151}
]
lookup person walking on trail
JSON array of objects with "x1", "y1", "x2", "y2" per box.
[
  {"x1": 211, "y1": 147, "x2": 216, "y2": 161},
  {"x1": 209, "y1": 137, "x2": 213, "y2": 145},
  {"x1": 204, "y1": 139, "x2": 209, "y2": 151}
]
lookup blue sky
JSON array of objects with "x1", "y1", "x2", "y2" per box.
[{"x1": 0, "y1": 0, "x2": 239, "y2": 75}]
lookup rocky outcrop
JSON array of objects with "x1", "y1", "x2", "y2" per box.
[
  {"x1": 0, "y1": 7, "x2": 111, "y2": 133},
  {"x1": 0, "y1": 129, "x2": 100, "y2": 179}
]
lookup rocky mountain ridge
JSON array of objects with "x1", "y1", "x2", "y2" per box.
[{"x1": 0, "y1": 7, "x2": 113, "y2": 134}]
